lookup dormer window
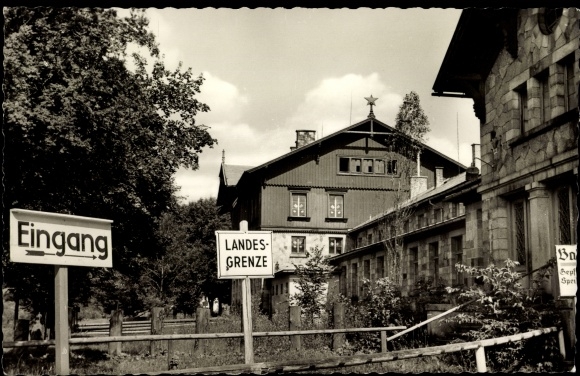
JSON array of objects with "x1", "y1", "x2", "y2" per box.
[{"x1": 338, "y1": 156, "x2": 398, "y2": 176}]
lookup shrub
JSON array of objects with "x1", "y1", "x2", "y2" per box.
[
  {"x1": 444, "y1": 259, "x2": 564, "y2": 372},
  {"x1": 291, "y1": 246, "x2": 333, "y2": 325},
  {"x1": 338, "y1": 277, "x2": 416, "y2": 352}
]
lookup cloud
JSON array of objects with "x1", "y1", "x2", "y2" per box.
[
  {"x1": 144, "y1": 9, "x2": 181, "y2": 71},
  {"x1": 115, "y1": 8, "x2": 182, "y2": 74},
  {"x1": 174, "y1": 72, "x2": 481, "y2": 203},
  {"x1": 286, "y1": 73, "x2": 403, "y2": 138},
  {"x1": 174, "y1": 120, "x2": 285, "y2": 203},
  {"x1": 175, "y1": 73, "x2": 282, "y2": 203},
  {"x1": 196, "y1": 72, "x2": 249, "y2": 124},
  {"x1": 175, "y1": 72, "x2": 409, "y2": 202}
]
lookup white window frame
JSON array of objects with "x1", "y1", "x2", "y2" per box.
[
  {"x1": 328, "y1": 194, "x2": 344, "y2": 218},
  {"x1": 290, "y1": 192, "x2": 307, "y2": 218}
]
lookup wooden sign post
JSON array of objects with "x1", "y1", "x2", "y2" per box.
[
  {"x1": 55, "y1": 265, "x2": 69, "y2": 374},
  {"x1": 216, "y1": 220, "x2": 273, "y2": 364},
  {"x1": 9, "y1": 209, "x2": 113, "y2": 375},
  {"x1": 242, "y1": 275, "x2": 254, "y2": 363}
]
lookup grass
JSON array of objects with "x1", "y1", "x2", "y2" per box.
[{"x1": 2, "y1": 307, "x2": 471, "y2": 375}]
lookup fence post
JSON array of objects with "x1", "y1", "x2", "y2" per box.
[
  {"x1": 108, "y1": 309, "x2": 123, "y2": 356},
  {"x1": 289, "y1": 306, "x2": 301, "y2": 351},
  {"x1": 475, "y1": 346, "x2": 487, "y2": 372},
  {"x1": 381, "y1": 330, "x2": 387, "y2": 353},
  {"x1": 14, "y1": 319, "x2": 29, "y2": 341},
  {"x1": 332, "y1": 302, "x2": 345, "y2": 351},
  {"x1": 167, "y1": 339, "x2": 176, "y2": 370},
  {"x1": 150, "y1": 307, "x2": 164, "y2": 356},
  {"x1": 557, "y1": 329, "x2": 567, "y2": 359},
  {"x1": 195, "y1": 307, "x2": 210, "y2": 355}
]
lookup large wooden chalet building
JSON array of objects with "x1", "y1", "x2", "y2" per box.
[{"x1": 217, "y1": 111, "x2": 466, "y2": 313}]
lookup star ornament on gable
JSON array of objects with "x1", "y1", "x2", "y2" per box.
[{"x1": 365, "y1": 95, "x2": 378, "y2": 119}]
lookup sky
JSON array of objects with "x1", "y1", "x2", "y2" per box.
[{"x1": 124, "y1": 8, "x2": 482, "y2": 203}]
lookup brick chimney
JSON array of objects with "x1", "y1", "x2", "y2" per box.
[
  {"x1": 291, "y1": 130, "x2": 316, "y2": 150},
  {"x1": 435, "y1": 167, "x2": 444, "y2": 187}
]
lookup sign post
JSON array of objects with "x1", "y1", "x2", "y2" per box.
[
  {"x1": 215, "y1": 221, "x2": 273, "y2": 364},
  {"x1": 242, "y1": 275, "x2": 253, "y2": 363},
  {"x1": 10, "y1": 209, "x2": 113, "y2": 375},
  {"x1": 55, "y1": 265, "x2": 69, "y2": 374}
]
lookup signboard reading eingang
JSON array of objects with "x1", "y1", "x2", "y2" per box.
[{"x1": 10, "y1": 209, "x2": 113, "y2": 268}]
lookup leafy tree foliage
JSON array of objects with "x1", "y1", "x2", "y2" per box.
[
  {"x1": 3, "y1": 8, "x2": 214, "y2": 317},
  {"x1": 372, "y1": 91, "x2": 432, "y2": 287},
  {"x1": 394, "y1": 91, "x2": 430, "y2": 143},
  {"x1": 445, "y1": 259, "x2": 563, "y2": 372},
  {"x1": 291, "y1": 246, "x2": 333, "y2": 323},
  {"x1": 339, "y1": 277, "x2": 414, "y2": 352},
  {"x1": 148, "y1": 198, "x2": 232, "y2": 316}
]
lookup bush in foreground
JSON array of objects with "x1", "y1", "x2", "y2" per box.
[{"x1": 444, "y1": 259, "x2": 564, "y2": 372}]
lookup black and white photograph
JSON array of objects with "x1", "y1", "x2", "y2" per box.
[{"x1": 2, "y1": 5, "x2": 577, "y2": 374}]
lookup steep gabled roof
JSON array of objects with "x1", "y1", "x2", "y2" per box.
[
  {"x1": 220, "y1": 163, "x2": 254, "y2": 187},
  {"x1": 239, "y1": 117, "x2": 466, "y2": 182},
  {"x1": 216, "y1": 163, "x2": 254, "y2": 211}
]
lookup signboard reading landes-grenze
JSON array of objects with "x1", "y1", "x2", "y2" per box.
[{"x1": 215, "y1": 230, "x2": 273, "y2": 278}]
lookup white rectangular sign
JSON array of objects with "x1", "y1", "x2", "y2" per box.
[
  {"x1": 215, "y1": 230, "x2": 273, "y2": 278},
  {"x1": 555, "y1": 245, "x2": 577, "y2": 298},
  {"x1": 10, "y1": 209, "x2": 113, "y2": 268}
]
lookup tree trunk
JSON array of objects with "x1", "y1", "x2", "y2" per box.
[{"x1": 13, "y1": 288, "x2": 19, "y2": 335}]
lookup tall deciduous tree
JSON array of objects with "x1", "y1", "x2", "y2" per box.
[
  {"x1": 394, "y1": 91, "x2": 430, "y2": 143},
  {"x1": 150, "y1": 198, "x2": 232, "y2": 316},
  {"x1": 376, "y1": 91, "x2": 430, "y2": 286},
  {"x1": 3, "y1": 8, "x2": 214, "y2": 318}
]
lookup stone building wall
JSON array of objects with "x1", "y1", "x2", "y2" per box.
[
  {"x1": 478, "y1": 8, "x2": 579, "y2": 273},
  {"x1": 481, "y1": 8, "x2": 578, "y2": 184}
]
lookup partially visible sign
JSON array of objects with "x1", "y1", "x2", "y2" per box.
[
  {"x1": 555, "y1": 245, "x2": 576, "y2": 297},
  {"x1": 215, "y1": 230, "x2": 273, "y2": 278},
  {"x1": 10, "y1": 209, "x2": 113, "y2": 268}
]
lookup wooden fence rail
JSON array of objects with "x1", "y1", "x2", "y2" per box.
[
  {"x1": 141, "y1": 326, "x2": 563, "y2": 375},
  {"x1": 73, "y1": 319, "x2": 197, "y2": 337},
  {"x1": 3, "y1": 326, "x2": 406, "y2": 347},
  {"x1": 2, "y1": 324, "x2": 564, "y2": 373},
  {"x1": 76, "y1": 318, "x2": 196, "y2": 328}
]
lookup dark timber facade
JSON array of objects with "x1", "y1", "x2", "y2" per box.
[{"x1": 218, "y1": 118, "x2": 466, "y2": 313}]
